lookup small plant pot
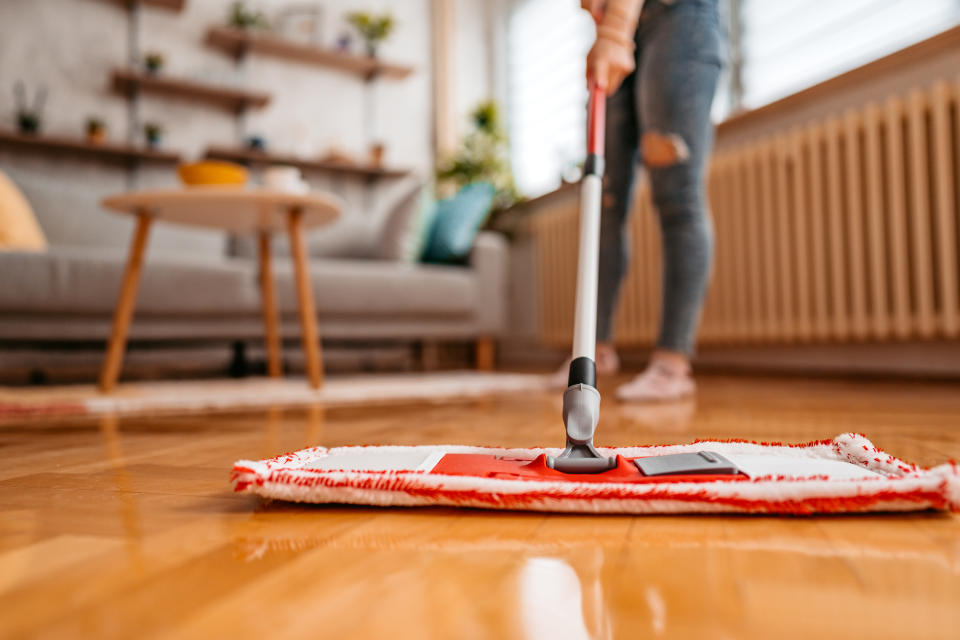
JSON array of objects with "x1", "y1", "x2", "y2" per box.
[
  {"x1": 245, "y1": 135, "x2": 266, "y2": 151},
  {"x1": 336, "y1": 34, "x2": 353, "y2": 52},
  {"x1": 368, "y1": 142, "x2": 385, "y2": 167},
  {"x1": 17, "y1": 113, "x2": 40, "y2": 135},
  {"x1": 145, "y1": 134, "x2": 162, "y2": 149},
  {"x1": 144, "y1": 62, "x2": 162, "y2": 75},
  {"x1": 87, "y1": 129, "x2": 106, "y2": 145},
  {"x1": 365, "y1": 42, "x2": 378, "y2": 58}
]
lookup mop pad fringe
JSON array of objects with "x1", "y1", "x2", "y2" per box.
[{"x1": 232, "y1": 433, "x2": 960, "y2": 515}]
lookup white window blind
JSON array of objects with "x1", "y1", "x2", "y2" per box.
[
  {"x1": 741, "y1": 0, "x2": 960, "y2": 108},
  {"x1": 507, "y1": 0, "x2": 595, "y2": 198}
]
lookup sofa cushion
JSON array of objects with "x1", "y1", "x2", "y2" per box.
[
  {"x1": 276, "y1": 259, "x2": 477, "y2": 317},
  {"x1": 422, "y1": 182, "x2": 495, "y2": 264},
  {"x1": 0, "y1": 246, "x2": 260, "y2": 315},
  {"x1": 376, "y1": 180, "x2": 434, "y2": 262}
]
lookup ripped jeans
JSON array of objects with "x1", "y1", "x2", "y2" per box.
[{"x1": 597, "y1": 0, "x2": 722, "y2": 356}]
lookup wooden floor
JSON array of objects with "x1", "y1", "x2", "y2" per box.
[{"x1": 1, "y1": 373, "x2": 958, "y2": 639}]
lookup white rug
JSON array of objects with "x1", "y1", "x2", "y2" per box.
[{"x1": 0, "y1": 372, "x2": 551, "y2": 419}]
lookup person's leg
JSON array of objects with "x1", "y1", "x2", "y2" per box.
[
  {"x1": 594, "y1": 46, "x2": 643, "y2": 373},
  {"x1": 618, "y1": 0, "x2": 722, "y2": 400}
]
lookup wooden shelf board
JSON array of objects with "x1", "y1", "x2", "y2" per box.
[
  {"x1": 0, "y1": 130, "x2": 180, "y2": 164},
  {"x1": 100, "y1": 0, "x2": 185, "y2": 12},
  {"x1": 204, "y1": 26, "x2": 414, "y2": 81},
  {"x1": 111, "y1": 69, "x2": 271, "y2": 112},
  {"x1": 205, "y1": 146, "x2": 410, "y2": 180}
]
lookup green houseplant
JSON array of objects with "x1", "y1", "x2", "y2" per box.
[
  {"x1": 86, "y1": 116, "x2": 106, "y2": 144},
  {"x1": 143, "y1": 51, "x2": 165, "y2": 74},
  {"x1": 228, "y1": 1, "x2": 268, "y2": 30},
  {"x1": 436, "y1": 100, "x2": 519, "y2": 222},
  {"x1": 346, "y1": 11, "x2": 395, "y2": 57},
  {"x1": 143, "y1": 122, "x2": 163, "y2": 148},
  {"x1": 14, "y1": 82, "x2": 46, "y2": 135}
]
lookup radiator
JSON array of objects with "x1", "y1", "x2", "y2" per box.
[{"x1": 533, "y1": 78, "x2": 960, "y2": 348}]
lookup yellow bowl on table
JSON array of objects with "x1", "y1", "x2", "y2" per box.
[{"x1": 177, "y1": 161, "x2": 249, "y2": 187}]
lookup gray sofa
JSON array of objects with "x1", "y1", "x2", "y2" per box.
[{"x1": 0, "y1": 168, "x2": 508, "y2": 374}]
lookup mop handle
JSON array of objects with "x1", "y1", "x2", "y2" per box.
[
  {"x1": 587, "y1": 82, "x2": 606, "y2": 157},
  {"x1": 569, "y1": 83, "x2": 606, "y2": 383}
]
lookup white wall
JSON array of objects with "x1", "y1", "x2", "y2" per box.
[{"x1": 0, "y1": 0, "x2": 465, "y2": 258}]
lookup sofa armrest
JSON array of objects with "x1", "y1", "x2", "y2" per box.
[{"x1": 470, "y1": 231, "x2": 509, "y2": 335}]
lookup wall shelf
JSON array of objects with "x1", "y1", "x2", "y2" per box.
[
  {"x1": 100, "y1": 0, "x2": 185, "y2": 12},
  {"x1": 205, "y1": 146, "x2": 410, "y2": 180},
  {"x1": 204, "y1": 26, "x2": 414, "y2": 81},
  {"x1": 0, "y1": 130, "x2": 180, "y2": 165},
  {"x1": 111, "y1": 68, "x2": 271, "y2": 112}
]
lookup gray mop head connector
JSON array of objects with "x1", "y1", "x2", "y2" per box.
[{"x1": 548, "y1": 383, "x2": 617, "y2": 473}]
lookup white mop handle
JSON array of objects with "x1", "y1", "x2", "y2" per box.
[
  {"x1": 571, "y1": 83, "x2": 606, "y2": 363},
  {"x1": 572, "y1": 173, "x2": 602, "y2": 361}
]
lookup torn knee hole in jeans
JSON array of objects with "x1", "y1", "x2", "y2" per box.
[{"x1": 641, "y1": 131, "x2": 690, "y2": 167}]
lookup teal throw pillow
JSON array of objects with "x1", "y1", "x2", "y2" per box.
[{"x1": 421, "y1": 182, "x2": 495, "y2": 264}]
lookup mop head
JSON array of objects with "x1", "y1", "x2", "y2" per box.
[{"x1": 232, "y1": 433, "x2": 959, "y2": 515}]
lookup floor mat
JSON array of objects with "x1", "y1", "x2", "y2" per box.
[
  {"x1": 0, "y1": 372, "x2": 550, "y2": 420},
  {"x1": 232, "y1": 433, "x2": 959, "y2": 515}
]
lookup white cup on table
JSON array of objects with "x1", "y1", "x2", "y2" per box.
[{"x1": 264, "y1": 165, "x2": 309, "y2": 194}]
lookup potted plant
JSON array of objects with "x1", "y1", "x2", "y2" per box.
[
  {"x1": 143, "y1": 51, "x2": 165, "y2": 75},
  {"x1": 368, "y1": 141, "x2": 385, "y2": 167},
  {"x1": 228, "y1": 1, "x2": 268, "y2": 30},
  {"x1": 346, "y1": 11, "x2": 395, "y2": 58},
  {"x1": 143, "y1": 122, "x2": 163, "y2": 148},
  {"x1": 13, "y1": 82, "x2": 46, "y2": 135},
  {"x1": 436, "y1": 100, "x2": 519, "y2": 212},
  {"x1": 86, "y1": 116, "x2": 106, "y2": 144}
]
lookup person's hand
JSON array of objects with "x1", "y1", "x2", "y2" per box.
[
  {"x1": 586, "y1": 35, "x2": 634, "y2": 95},
  {"x1": 580, "y1": 0, "x2": 606, "y2": 24}
]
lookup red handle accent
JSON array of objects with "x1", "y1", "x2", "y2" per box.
[{"x1": 587, "y1": 82, "x2": 606, "y2": 157}]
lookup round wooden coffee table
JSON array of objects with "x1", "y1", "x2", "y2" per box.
[{"x1": 100, "y1": 186, "x2": 342, "y2": 392}]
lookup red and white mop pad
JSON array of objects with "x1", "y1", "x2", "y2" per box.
[{"x1": 232, "y1": 433, "x2": 960, "y2": 515}]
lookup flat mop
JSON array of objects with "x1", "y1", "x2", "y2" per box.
[{"x1": 233, "y1": 86, "x2": 959, "y2": 515}]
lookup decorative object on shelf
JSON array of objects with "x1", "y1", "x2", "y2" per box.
[
  {"x1": 368, "y1": 141, "x2": 385, "y2": 168},
  {"x1": 276, "y1": 4, "x2": 323, "y2": 44},
  {"x1": 436, "y1": 100, "x2": 519, "y2": 220},
  {"x1": 335, "y1": 31, "x2": 353, "y2": 52},
  {"x1": 228, "y1": 1, "x2": 268, "y2": 30},
  {"x1": 245, "y1": 135, "x2": 266, "y2": 151},
  {"x1": 177, "y1": 160, "x2": 249, "y2": 186},
  {"x1": 13, "y1": 82, "x2": 46, "y2": 135},
  {"x1": 143, "y1": 51, "x2": 165, "y2": 74},
  {"x1": 85, "y1": 116, "x2": 107, "y2": 144},
  {"x1": 143, "y1": 122, "x2": 163, "y2": 148},
  {"x1": 264, "y1": 165, "x2": 309, "y2": 194},
  {"x1": 319, "y1": 147, "x2": 354, "y2": 165},
  {"x1": 345, "y1": 11, "x2": 395, "y2": 58}
]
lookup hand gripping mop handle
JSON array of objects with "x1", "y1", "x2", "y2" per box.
[{"x1": 550, "y1": 83, "x2": 616, "y2": 474}]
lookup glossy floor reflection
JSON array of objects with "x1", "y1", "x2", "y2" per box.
[{"x1": 1, "y1": 374, "x2": 958, "y2": 639}]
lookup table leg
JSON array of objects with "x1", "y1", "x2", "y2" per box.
[
  {"x1": 99, "y1": 211, "x2": 153, "y2": 393},
  {"x1": 257, "y1": 230, "x2": 283, "y2": 378},
  {"x1": 475, "y1": 337, "x2": 495, "y2": 371},
  {"x1": 286, "y1": 207, "x2": 324, "y2": 389}
]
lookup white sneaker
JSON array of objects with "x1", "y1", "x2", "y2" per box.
[
  {"x1": 548, "y1": 350, "x2": 621, "y2": 389},
  {"x1": 615, "y1": 361, "x2": 695, "y2": 402}
]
